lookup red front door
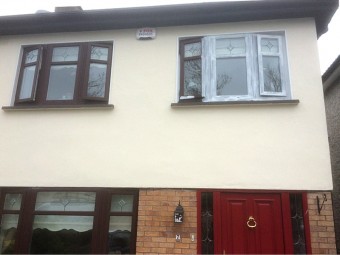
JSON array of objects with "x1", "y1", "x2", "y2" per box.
[{"x1": 220, "y1": 193, "x2": 285, "y2": 254}]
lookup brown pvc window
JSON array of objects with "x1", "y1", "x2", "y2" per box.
[
  {"x1": 15, "y1": 42, "x2": 113, "y2": 106},
  {"x1": 0, "y1": 188, "x2": 138, "y2": 254},
  {"x1": 179, "y1": 38, "x2": 203, "y2": 100}
]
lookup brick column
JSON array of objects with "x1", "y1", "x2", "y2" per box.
[
  {"x1": 136, "y1": 189, "x2": 197, "y2": 254},
  {"x1": 308, "y1": 192, "x2": 337, "y2": 253}
]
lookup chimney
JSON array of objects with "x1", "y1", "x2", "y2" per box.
[{"x1": 55, "y1": 6, "x2": 83, "y2": 13}]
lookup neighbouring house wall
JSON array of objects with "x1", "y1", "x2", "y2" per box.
[
  {"x1": 324, "y1": 79, "x2": 340, "y2": 252},
  {"x1": 136, "y1": 189, "x2": 197, "y2": 254},
  {"x1": 0, "y1": 18, "x2": 332, "y2": 190},
  {"x1": 308, "y1": 192, "x2": 337, "y2": 254}
]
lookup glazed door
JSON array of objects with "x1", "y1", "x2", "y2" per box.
[{"x1": 220, "y1": 193, "x2": 285, "y2": 254}]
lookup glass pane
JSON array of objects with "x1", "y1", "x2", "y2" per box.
[
  {"x1": 52, "y1": 47, "x2": 79, "y2": 62},
  {"x1": 111, "y1": 195, "x2": 134, "y2": 212},
  {"x1": 19, "y1": 65, "x2": 36, "y2": 100},
  {"x1": 184, "y1": 42, "x2": 201, "y2": 58},
  {"x1": 290, "y1": 194, "x2": 307, "y2": 254},
  {"x1": 87, "y1": 63, "x2": 107, "y2": 98},
  {"x1": 108, "y1": 216, "x2": 132, "y2": 254},
  {"x1": 216, "y1": 57, "x2": 248, "y2": 96},
  {"x1": 263, "y1": 56, "x2": 282, "y2": 93},
  {"x1": 35, "y1": 192, "x2": 96, "y2": 212},
  {"x1": 25, "y1": 49, "x2": 38, "y2": 64},
  {"x1": 201, "y1": 193, "x2": 214, "y2": 254},
  {"x1": 30, "y1": 215, "x2": 93, "y2": 254},
  {"x1": 46, "y1": 65, "x2": 76, "y2": 100},
  {"x1": 216, "y1": 38, "x2": 246, "y2": 56},
  {"x1": 261, "y1": 38, "x2": 279, "y2": 53},
  {"x1": 91, "y1": 46, "x2": 109, "y2": 61},
  {"x1": 0, "y1": 214, "x2": 19, "y2": 254},
  {"x1": 4, "y1": 194, "x2": 22, "y2": 211},
  {"x1": 184, "y1": 59, "x2": 202, "y2": 96}
]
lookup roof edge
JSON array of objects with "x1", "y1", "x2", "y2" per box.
[{"x1": 0, "y1": 0, "x2": 338, "y2": 37}]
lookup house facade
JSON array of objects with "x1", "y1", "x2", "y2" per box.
[
  {"x1": 323, "y1": 55, "x2": 340, "y2": 253},
  {"x1": 0, "y1": 0, "x2": 338, "y2": 254}
]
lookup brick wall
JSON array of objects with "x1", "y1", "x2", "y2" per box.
[
  {"x1": 308, "y1": 192, "x2": 337, "y2": 253},
  {"x1": 136, "y1": 189, "x2": 197, "y2": 254}
]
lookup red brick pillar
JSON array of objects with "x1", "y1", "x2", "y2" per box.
[{"x1": 136, "y1": 189, "x2": 197, "y2": 254}]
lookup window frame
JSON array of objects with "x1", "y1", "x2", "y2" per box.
[
  {"x1": 178, "y1": 31, "x2": 291, "y2": 103},
  {"x1": 179, "y1": 37, "x2": 204, "y2": 101},
  {"x1": 0, "y1": 188, "x2": 138, "y2": 254},
  {"x1": 14, "y1": 41, "x2": 113, "y2": 107},
  {"x1": 15, "y1": 46, "x2": 43, "y2": 103}
]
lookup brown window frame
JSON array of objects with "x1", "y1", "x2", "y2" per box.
[
  {"x1": 0, "y1": 188, "x2": 138, "y2": 254},
  {"x1": 14, "y1": 42, "x2": 113, "y2": 107},
  {"x1": 179, "y1": 37, "x2": 204, "y2": 102}
]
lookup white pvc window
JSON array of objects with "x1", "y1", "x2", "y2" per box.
[{"x1": 180, "y1": 32, "x2": 290, "y2": 102}]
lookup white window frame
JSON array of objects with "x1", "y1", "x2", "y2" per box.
[
  {"x1": 179, "y1": 31, "x2": 291, "y2": 103},
  {"x1": 257, "y1": 35, "x2": 287, "y2": 97}
]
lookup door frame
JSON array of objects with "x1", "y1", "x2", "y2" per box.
[{"x1": 197, "y1": 190, "x2": 312, "y2": 254}]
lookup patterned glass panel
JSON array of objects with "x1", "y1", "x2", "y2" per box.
[
  {"x1": 91, "y1": 46, "x2": 109, "y2": 61},
  {"x1": 4, "y1": 194, "x2": 22, "y2": 211},
  {"x1": 108, "y1": 216, "x2": 132, "y2": 254},
  {"x1": 111, "y1": 195, "x2": 134, "y2": 212},
  {"x1": 201, "y1": 192, "x2": 213, "y2": 254},
  {"x1": 184, "y1": 59, "x2": 202, "y2": 96},
  {"x1": 30, "y1": 215, "x2": 93, "y2": 254},
  {"x1": 216, "y1": 38, "x2": 246, "y2": 56},
  {"x1": 46, "y1": 65, "x2": 77, "y2": 100},
  {"x1": 261, "y1": 38, "x2": 279, "y2": 53},
  {"x1": 35, "y1": 192, "x2": 96, "y2": 212},
  {"x1": 52, "y1": 47, "x2": 79, "y2": 62},
  {"x1": 87, "y1": 63, "x2": 107, "y2": 98},
  {"x1": 216, "y1": 57, "x2": 248, "y2": 96},
  {"x1": 290, "y1": 194, "x2": 307, "y2": 254},
  {"x1": 19, "y1": 66, "x2": 36, "y2": 100},
  {"x1": 25, "y1": 49, "x2": 38, "y2": 64},
  {"x1": 263, "y1": 56, "x2": 282, "y2": 93},
  {"x1": 184, "y1": 42, "x2": 201, "y2": 58},
  {"x1": 0, "y1": 214, "x2": 19, "y2": 254}
]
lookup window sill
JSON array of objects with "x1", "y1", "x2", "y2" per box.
[
  {"x1": 171, "y1": 99, "x2": 300, "y2": 107},
  {"x1": 2, "y1": 104, "x2": 114, "y2": 111}
]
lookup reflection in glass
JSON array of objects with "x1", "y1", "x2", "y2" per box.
[
  {"x1": 30, "y1": 215, "x2": 93, "y2": 254},
  {"x1": 35, "y1": 192, "x2": 96, "y2": 212},
  {"x1": 19, "y1": 66, "x2": 36, "y2": 100},
  {"x1": 216, "y1": 38, "x2": 246, "y2": 56},
  {"x1": 184, "y1": 59, "x2": 202, "y2": 96},
  {"x1": 108, "y1": 216, "x2": 132, "y2": 254},
  {"x1": 91, "y1": 47, "x2": 108, "y2": 61},
  {"x1": 263, "y1": 56, "x2": 282, "y2": 93},
  {"x1": 4, "y1": 194, "x2": 22, "y2": 211},
  {"x1": 261, "y1": 38, "x2": 279, "y2": 53},
  {"x1": 0, "y1": 214, "x2": 19, "y2": 254},
  {"x1": 216, "y1": 57, "x2": 248, "y2": 96},
  {"x1": 46, "y1": 65, "x2": 77, "y2": 100},
  {"x1": 111, "y1": 195, "x2": 134, "y2": 212},
  {"x1": 52, "y1": 47, "x2": 79, "y2": 62},
  {"x1": 184, "y1": 42, "x2": 201, "y2": 58},
  {"x1": 25, "y1": 49, "x2": 38, "y2": 64},
  {"x1": 87, "y1": 63, "x2": 107, "y2": 98}
]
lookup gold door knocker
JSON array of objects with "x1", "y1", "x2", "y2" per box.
[{"x1": 247, "y1": 216, "x2": 257, "y2": 228}]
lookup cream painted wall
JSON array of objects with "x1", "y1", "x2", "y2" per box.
[{"x1": 0, "y1": 18, "x2": 332, "y2": 190}]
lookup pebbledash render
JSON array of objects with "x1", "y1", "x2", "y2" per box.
[{"x1": 0, "y1": 0, "x2": 338, "y2": 254}]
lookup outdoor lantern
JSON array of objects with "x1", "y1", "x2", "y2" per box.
[{"x1": 174, "y1": 201, "x2": 184, "y2": 223}]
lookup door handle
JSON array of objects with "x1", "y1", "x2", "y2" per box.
[{"x1": 246, "y1": 216, "x2": 257, "y2": 228}]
